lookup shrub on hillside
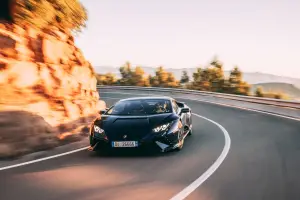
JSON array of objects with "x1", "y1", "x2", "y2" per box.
[
  {"x1": 255, "y1": 87, "x2": 289, "y2": 100},
  {"x1": 264, "y1": 92, "x2": 289, "y2": 100},
  {"x1": 255, "y1": 87, "x2": 264, "y2": 97},
  {"x1": 13, "y1": 0, "x2": 87, "y2": 32}
]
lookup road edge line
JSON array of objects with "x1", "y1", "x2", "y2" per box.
[
  {"x1": 170, "y1": 113, "x2": 231, "y2": 200},
  {"x1": 0, "y1": 147, "x2": 89, "y2": 171},
  {"x1": 102, "y1": 95, "x2": 231, "y2": 199}
]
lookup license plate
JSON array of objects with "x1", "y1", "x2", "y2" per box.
[{"x1": 112, "y1": 141, "x2": 138, "y2": 148}]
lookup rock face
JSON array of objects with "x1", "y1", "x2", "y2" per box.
[{"x1": 0, "y1": 23, "x2": 103, "y2": 158}]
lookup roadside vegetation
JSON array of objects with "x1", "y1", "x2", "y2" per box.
[
  {"x1": 96, "y1": 58, "x2": 288, "y2": 100},
  {"x1": 254, "y1": 87, "x2": 289, "y2": 100},
  {"x1": 252, "y1": 83, "x2": 299, "y2": 100},
  {"x1": 10, "y1": 0, "x2": 87, "y2": 33}
]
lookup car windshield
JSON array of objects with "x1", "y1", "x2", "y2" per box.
[{"x1": 106, "y1": 99, "x2": 172, "y2": 115}]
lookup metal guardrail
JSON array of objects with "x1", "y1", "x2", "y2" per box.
[{"x1": 97, "y1": 85, "x2": 300, "y2": 109}]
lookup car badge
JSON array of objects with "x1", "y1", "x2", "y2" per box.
[{"x1": 123, "y1": 135, "x2": 127, "y2": 139}]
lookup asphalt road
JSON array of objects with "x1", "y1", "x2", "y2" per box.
[{"x1": 1, "y1": 92, "x2": 300, "y2": 200}]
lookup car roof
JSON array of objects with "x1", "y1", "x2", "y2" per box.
[{"x1": 118, "y1": 96, "x2": 173, "y2": 102}]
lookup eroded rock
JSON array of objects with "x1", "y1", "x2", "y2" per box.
[{"x1": 0, "y1": 23, "x2": 101, "y2": 159}]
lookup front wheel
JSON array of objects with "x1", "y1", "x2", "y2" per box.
[{"x1": 188, "y1": 128, "x2": 192, "y2": 136}]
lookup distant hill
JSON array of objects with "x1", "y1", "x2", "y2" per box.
[
  {"x1": 94, "y1": 66, "x2": 300, "y2": 88},
  {"x1": 251, "y1": 82, "x2": 300, "y2": 100},
  {"x1": 94, "y1": 66, "x2": 197, "y2": 79}
]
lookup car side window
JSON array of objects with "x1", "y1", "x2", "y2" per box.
[
  {"x1": 172, "y1": 100, "x2": 179, "y2": 113},
  {"x1": 176, "y1": 101, "x2": 184, "y2": 108}
]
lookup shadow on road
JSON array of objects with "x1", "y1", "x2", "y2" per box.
[
  {"x1": 89, "y1": 148, "x2": 179, "y2": 158},
  {"x1": 0, "y1": 109, "x2": 96, "y2": 160}
]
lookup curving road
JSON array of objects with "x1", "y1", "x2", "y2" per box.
[{"x1": 1, "y1": 92, "x2": 300, "y2": 200}]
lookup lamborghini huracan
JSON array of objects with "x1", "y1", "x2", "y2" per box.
[{"x1": 88, "y1": 96, "x2": 192, "y2": 153}]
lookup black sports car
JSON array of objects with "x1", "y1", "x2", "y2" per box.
[{"x1": 88, "y1": 96, "x2": 192, "y2": 153}]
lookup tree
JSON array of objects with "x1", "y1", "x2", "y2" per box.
[
  {"x1": 255, "y1": 87, "x2": 264, "y2": 97},
  {"x1": 148, "y1": 75, "x2": 155, "y2": 86},
  {"x1": 199, "y1": 68, "x2": 213, "y2": 91},
  {"x1": 13, "y1": 0, "x2": 87, "y2": 32},
  {"x1": 191, "y1": 66, "x2": 219, "y2": 91},
  {"x1": 142, "y1": 76, "x2": 150, "y2": 87},
  {"x1": 227, "y1": 66, "x2": 250, "y2": 95},
  {"x1": 118, "y1": 63, "x2": 151, "y2": 87},
  {"x1": 166, "y1": 72, "x2": 179, "y2": 88},
  {"x1": 96, "y1": 73, "x2": 116, "y2": 85},
  {"x1": 191, "y1": 67, "x2": 202, "y2": 90},
  {"x1": 150, "y1": 66, "x2": 179, "y2": 88},
  {"x1": 131, "y1": 66, "x2": 150, "y2": 87},
  {"x1": 210, "y1": 57, "x2": 225, "y2": 92},
  {"x1": 180, "y1": 71, "x2": 190, "y2": 84},
  {"x1": 191, "y1": 66, "x2": 212, "y2": 91},
  {"x1": 210, "y1": 56, "x2": 223, "y2": 69},
  {"x1": 190, "y1": 57, "x2": 226, "y2": 92},
  {"x1": 119, "y1": 62, "x2": 133, "y2": 86},
  {"x1": 152, "y1": 66, "x2": 168, "y2": 87},
  {"x1": 274, "y1": 93, "x2": 283, "y2": 99}
]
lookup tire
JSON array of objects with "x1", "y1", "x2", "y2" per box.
[{"x1": 188, "y1": 128, "x2": 192, "y2": 136}]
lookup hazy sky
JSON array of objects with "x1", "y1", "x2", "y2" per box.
[{"x1": 76, "y1": 0, "x2": 300, "y2": 78}]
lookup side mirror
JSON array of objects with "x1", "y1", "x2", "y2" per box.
[
  {"x1": 99, "y1": 108, "x2": 108, "y2": 115},
  {"x1": 176, "y1": 101, "x2": 185, "y2": 108},
  {"x1": 180, "y1": 107, "x2": 190, "y2": 114}
]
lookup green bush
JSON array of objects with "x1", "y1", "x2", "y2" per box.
[
  {"x1": 255, "y1": 87, "x2": 264, "y2": 97},
  {"x1": 254, "y1": 87, "x2": 289, "y2": 100},
  {"x1": 274, "y1": 93, "x2": 283, "y2": 99},
  {"x1": 264, "y1": 92, "x2": 288, "y2": 100},
  {"x1": 13, "y1": 0, "x2": 87, "y2": 32}
]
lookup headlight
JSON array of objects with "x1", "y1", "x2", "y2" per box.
[
  {"x1": 94, "y1": 125, "x2": 104, "y2": 134},
  {"x1": 153, "y1": 123, "x2": 171, "y2": 133},
  {"x1": 168, "y1": 120, "x2": 181, "y2": 133}
]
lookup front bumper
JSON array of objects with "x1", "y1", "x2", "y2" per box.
[{"x1": 89, "y1": 132, "x2": 180, "y2": 153}]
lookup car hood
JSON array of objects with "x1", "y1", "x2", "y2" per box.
[{"x1": 95, "y1": 113, "x2": 178, "y2": 141}]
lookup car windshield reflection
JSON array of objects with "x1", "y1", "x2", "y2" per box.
[{"x1": 106, "y1": 99, "x2": 172, "y2": 116}]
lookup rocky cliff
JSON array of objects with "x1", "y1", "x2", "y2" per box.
[{"x1": 0, "y1": 23, "x2": 103, "y2": 158}]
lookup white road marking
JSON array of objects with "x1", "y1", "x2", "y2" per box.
[
  {"x1": 0, "y1": 96, "x2": 231, "y2": 200},
  {"x1": 101, "y1": 91, "x2": 300, "y2": 122},
  {"x1": 170, "y1": 113, "x2": 231, "y2": 200},
  {"x1": 1, "y1": 90, "x2": 296, "y2": 199},
  {"x1": 101, "y1": 91, "x2": 300, "y2": 199},
  {"x1": 0, "y1": 147, "x2": 88, "y2": 171},
  {"x1": 104, "y1": 93, "x2": 232, "y2": 199},
  {"x1": 0, "y1": 98, "x2": 230, "y2": 189}
]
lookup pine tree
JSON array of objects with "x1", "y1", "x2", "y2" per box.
[
  {"x1": 96, "y1": 73, "x2": 116, "y2": 85},
  {"x1": 227, "y1": 66, "x2": 250, "y2": 95},
  {"x1": 190, "y1": 57, "x2": 226, "y2": 92},
  {"x1": 255, "y1": 87, "x2": 264, "y2": 97},
  {"x1": 131, "y1": 66, "x2": 149, "y2": 86},
  {"x1": 152, "y1": 66, "x2": 178, "y2": 88},
  {"x1": 152, "y1": 66, "x2": 168, "y2": 87},
  {"x1": 119, "y1": 62, "x2": 133, "y2": 86},
  {"x1": 191, "y1": 67, "x2": 202, "y2": 90},
  {"x1": 166, "y1": 72, "x2": 179, "y2": 88},
  {"x1": 210, "y1": 57, "x2": 225, "y2": 92},
  {"x1": 180, "y1": 71, "x2": 190, "y2": 84}
]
